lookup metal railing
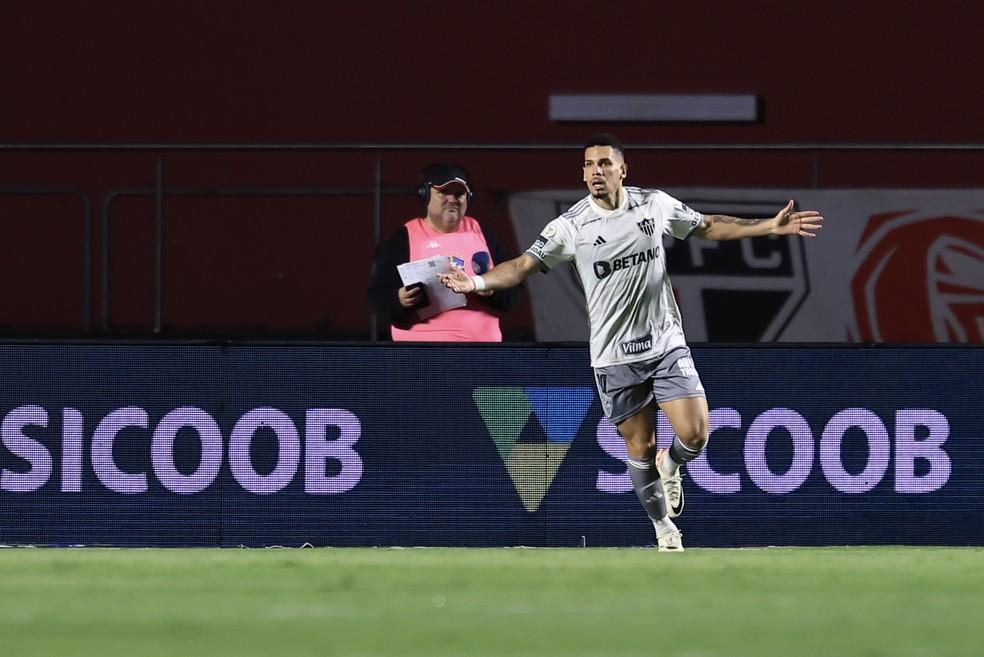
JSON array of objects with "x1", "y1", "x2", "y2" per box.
[
  {"x1": 97, "y1": 159, "x2": 415, "y2": 336},
  {"x1": 3, "y1": 142, "x2": 983, "y2": 337}
]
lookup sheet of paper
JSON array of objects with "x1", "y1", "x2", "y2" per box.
[{"x1": 397, "y1": 256, "x2": 467, "y2": 320}]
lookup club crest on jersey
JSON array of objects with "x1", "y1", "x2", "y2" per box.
[{"x1": 637, "y1": 217, "x2": 656, "y2": 237}]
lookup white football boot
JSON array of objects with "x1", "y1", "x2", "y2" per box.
[
  {"x1": 656, "y1": 526, "x2": 684, "y2": 553},
  {"x1": 656, "y1": 448, "x2": 684, "y2": 519}
]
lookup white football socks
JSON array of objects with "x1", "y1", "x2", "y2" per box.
[
  {"x1": 659, "y1": 450, "x2": 680, "y2": 476},
  {"x1": 653, "y1": 516, "x2": 677, "y2": 537}
]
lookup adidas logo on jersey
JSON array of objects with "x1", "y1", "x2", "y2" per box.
[
  {"x1": 593, "y1": 235, "x2": 607, "y2": 246},
  {"x1": 426, "y1": 241, "x2": 441, "y2": 248}
]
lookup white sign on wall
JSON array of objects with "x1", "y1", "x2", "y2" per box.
[{"x1": 509, "y1": 189, "x2": 984, "y2": 343}]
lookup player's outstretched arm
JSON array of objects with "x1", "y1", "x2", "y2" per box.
[
  {"x1": 696, "y1": 200, "x2": 823, "y2": 241},
  {"x1": 438, "y1": 253, "x2": 540, "y2": 294}
]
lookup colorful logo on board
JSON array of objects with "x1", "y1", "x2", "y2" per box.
[{"x1": 472, "y1": 387, "x2": 594, "y2": 512}]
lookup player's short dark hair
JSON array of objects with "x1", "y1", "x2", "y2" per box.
[{"x1": 584, "y1": 133, "x2": 625, "y2": 158}]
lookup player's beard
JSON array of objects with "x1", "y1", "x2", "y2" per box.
[
  {"x1": 591, "y1": 186, "x2": 618, "y2": 208},
  {"x1": 589, "y1": 178, "x2": 618, "y2": 206}
]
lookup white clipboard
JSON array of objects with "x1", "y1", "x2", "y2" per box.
[{"x1": 397, "y1": 256, "x2": 467, "y2": 320}]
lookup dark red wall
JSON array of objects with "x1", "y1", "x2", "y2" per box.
[
  {"x1": 6, "y1": 0, "x2": 984, "y2": 143},
  {"x1": 2, "y1": 1, "x2": 983, "y2": 338}
]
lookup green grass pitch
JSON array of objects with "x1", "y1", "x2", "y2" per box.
[{"x1": 1, "y1": 546, "x2": 981, "y2": 657}]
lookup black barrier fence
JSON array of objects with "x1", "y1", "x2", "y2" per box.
[
  {"x1": 0, "y1": 343, "x2": 981, "y2": 547},
  {"x1": 4, "y1": 143, "x2": 984, "y2": 339}
]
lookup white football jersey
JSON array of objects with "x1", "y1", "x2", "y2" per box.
[{"x1": 525, "y1": 186, "x2": 704, "y2": 367}]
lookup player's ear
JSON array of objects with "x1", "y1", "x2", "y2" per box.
[{"x1": 620, "y1": 162, "x2": 628, "y2": 180}]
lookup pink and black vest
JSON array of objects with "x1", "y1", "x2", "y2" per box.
[{"x1": 391, "y1": 216, "x2": 502, "y2": 342}]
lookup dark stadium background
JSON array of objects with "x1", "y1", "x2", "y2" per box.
[
  {"x1": 1, "y1": 7, "x2": 981, "y2": 657},
  {"x1": 2, "y1": 1, "x2": 982, "y2": 340}
]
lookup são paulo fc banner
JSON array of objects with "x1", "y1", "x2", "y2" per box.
[
  {"x1": 508, "y1": 189, "x2": 984, "y2": 343},
  {"x1": 1, "y1": 344, "x2": 981, "y2": 547}
]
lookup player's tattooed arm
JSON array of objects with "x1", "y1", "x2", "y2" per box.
[
  {"x1": 695, "y1": 214, "x2": 772, "y2": 240},
  {"x1": 706, "y1": 215, "x2": 762, "y2": 226},
  {"x1": 700, "y1": 214, "x2": 763, "y2": 228},
  {"x1": 695, "y1": 201, "x2": 823, "y2": 241}
]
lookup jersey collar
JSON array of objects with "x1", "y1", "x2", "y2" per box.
[{"x1": 587, "y1": 188, "x2": 629, "y2": 217}]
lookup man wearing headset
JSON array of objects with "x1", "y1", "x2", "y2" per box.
[{"x1": 369, "y1": 163, "x2": 521, "y2": 341}]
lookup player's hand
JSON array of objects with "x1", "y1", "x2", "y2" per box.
[
  {"x1": 398, "y1": 285, "x2": 424, "y2": 309},
  {"x1": 437, "y1": 266, "x2": 476, "y2": 294},
  {"x1": 772, "y1": 200, "x2": 823, "y2": 238}
]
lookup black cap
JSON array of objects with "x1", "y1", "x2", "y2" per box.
[{"x1": 420, "y1": 163, "x2": 472, "y2": 194}]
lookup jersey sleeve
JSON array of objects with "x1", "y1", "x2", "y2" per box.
[
  {"x1": 657, "y1": 191, "x2": 705, "y2": 240},
  {"x1": 525, "y1": 216, "x2": 577, "y2": 271}
]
